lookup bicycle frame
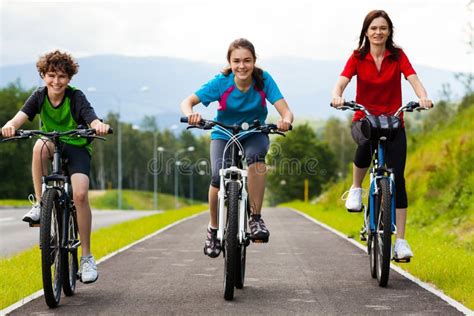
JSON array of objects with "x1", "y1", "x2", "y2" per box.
[
  {"x1": 216, "y1": 140, "x2": 249, "y2": 246},
  {"x1": 367, "y1": 141, "x2": 397, "y2": 235}
]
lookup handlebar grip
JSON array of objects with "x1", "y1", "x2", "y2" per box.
[
  {"x1": 180, "y1": 117, "x2": 189, "y2": 123},
  {"x1": 108, "y1": 127, "x2": 114, "y2": 134},
  {"x1": 288, "y1": 124, "x2": 293, "y2": 131}
]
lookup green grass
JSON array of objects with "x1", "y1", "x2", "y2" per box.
[
  {"x1": 0, "y1": 204, "x2": 207, "y2": 310},
  {"x1": 88, "y1": 189, "x2": 195, "y2": 210},
  {"x1": 0, "y1": 199, "x2": 29, "y2": 207},
  {"x1": 282, "y1": 106, "x2": 474, "y2": 309}
]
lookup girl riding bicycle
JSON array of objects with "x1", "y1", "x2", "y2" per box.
[
  {"x1": 180, "y1": 38, "x2": 294, "y2": 258},
  {"x1": 1, "y1": 50, "x2": 110, "y2": 283},
  {"x1": 331, "y1": 10, "x2": 432, "y2": 261}
]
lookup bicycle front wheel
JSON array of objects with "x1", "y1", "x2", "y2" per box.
[
  {"x1": 235, "y1": 199, "x2": 249, "y2": 289},
  {"x1": 375, "y1": 178, "x2": 392, "y2": 287},
  {"x1": 223, "y1": 181, "x2": 239, "y2": 300},
  {"x1": 40, "y1": 189, "x2": 62, "y2": 307},
  {"x1": 61, "y1": 206, "x2": 79, "y2": 296}
]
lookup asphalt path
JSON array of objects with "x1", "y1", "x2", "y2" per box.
[
  {"x1": 9, "y1": 207, "x2": 462, "y2": 315},
  {"x1": 0, "y1": 208, "x2": 161, "y2": 258}
]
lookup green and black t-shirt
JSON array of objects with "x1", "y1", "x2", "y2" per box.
[{"x1": 20, "y1": 86, "x2": 99, "y2": 154}]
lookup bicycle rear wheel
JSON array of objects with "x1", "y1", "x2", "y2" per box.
[
  {"x1": 223, "y1": 181, "x2": 239, "y2": 300},
  {"x1": 40, "y1": 189, "x2": 62, "y2": 307},
  {"x1": 61, "y1": 205, "x2": 79, "y2": 296},
  {"x1": 375, "y1": 178, "x2": 392, "y2": 287}
]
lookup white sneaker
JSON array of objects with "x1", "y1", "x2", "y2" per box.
[
  {"x1": 22, "y1": 194, "x2": 41, "y2": 223},
  {"x1": 394, "y1": 239, "x2": 414, "y2": 260},
  {"x1": 342, "y1": 187, "x2": 363, "y2": 211},
  {"x1": 80, "y1": 255, "x2": 99, "y2": 284}
]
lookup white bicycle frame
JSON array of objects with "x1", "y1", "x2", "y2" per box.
[{"x1": 215, "y1": 126, "x2": 258, "y2": 246}]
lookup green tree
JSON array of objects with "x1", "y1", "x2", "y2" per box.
[
  {"x1": 322, "y1": 116, "x2": 355, "y2": 177},
  {"x1": 266, "y1": 124, "x2": 337, "y2": 205}
]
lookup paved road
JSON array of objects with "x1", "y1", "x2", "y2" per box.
[
  {"x1": 9, "y1": 207, "x2": 462, "y2": 315},
  {"x1": 0, "y1": 208, "x2": 161, "y2": 257}
]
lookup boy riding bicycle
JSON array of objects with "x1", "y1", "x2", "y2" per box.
[{"x1": 1, "y1": 50, "x2": 110, "y2": 283}]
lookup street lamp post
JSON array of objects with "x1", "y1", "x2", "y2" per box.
[{"x1": 189, "y1": 160, "x2": 208, "y2": 204}]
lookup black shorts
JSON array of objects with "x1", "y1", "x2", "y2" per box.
[
  {"x1": 59, "y1": 142, "x2": 91, "y2": 177},
  {"x1": 353, "y1": 127, "x2": 408, "y2": 208}
]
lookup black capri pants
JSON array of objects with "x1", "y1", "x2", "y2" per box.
[
  {"x1": 210, "y1": 133, "x2": 269, "y2": 188},
  {"x1": 353, "y1": 126, "x2": 408, "y2": 208}
]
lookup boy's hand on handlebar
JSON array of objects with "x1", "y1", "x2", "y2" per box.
[
  {"x1": 187, "y1": 113, "x2": 202, "y2": 125},
  {"x1": 331, "y1": 97, "x2": 345, "y2": 108},
  {"x1": 277, "y1": 119, "x2": 292, "y2": 132},
  {"x1": 1, "y1": 124, "x2": 16, "y2": 138},
  {"x1": 91, "y1": 121, "x2": 110, "y2": 136},
  {"x1": 419, "y1": 98, "x2": 433, "y2": 109}
]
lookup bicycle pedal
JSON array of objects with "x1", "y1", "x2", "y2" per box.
[
  {"x1": 347, "y1": 208, "x2": 363, "y2": 213},
  {"x1": 360, "y1": 235, "x2": 367, "y2": 241},
  {"x1": 251, "y1": 237, "x2": 269, "y2": 244},
  {"x1": 393, "y1": 257, "x2": 411, "y2": 263},
  {"x1": 29, "y1": 222, "x2": 40, "y2": 228}
]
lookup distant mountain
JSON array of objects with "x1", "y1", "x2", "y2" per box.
[{"x1": 0, "y1": 55, "x2": 466, "y2": 128}]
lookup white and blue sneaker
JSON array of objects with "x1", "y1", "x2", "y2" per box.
[{"x1": 79, "y1": 255, "x2": 99, "y2": 284}]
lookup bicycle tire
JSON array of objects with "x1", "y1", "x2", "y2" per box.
[
  {"x1": 40, "y1": 189, "x2": 62, "y2": 307},
  {"x1": 235, "y1": 199, "x2": 249, "y2": 289},
  {"x1": 223, "y1": 181, "x2": 239, "y2": 300},
  {"x1": 61, "y1": 205, "x2": 78, "y2": 296},
  {"x1": 375, "y1": 178, "x2": 392, "y2": 287}
]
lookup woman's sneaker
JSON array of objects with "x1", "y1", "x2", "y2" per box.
[
  {"x1": 79, "y1": 255, "x2": 99, "y2": 283},
  {"x1": 22, "y1": 194, "x2": 40, "y2": 223},
  {"x1": 249, "y1": 214, "x2": 270, "y2": 242},
  {"x1": 394, "y1": 239, "x2": 413, "y2": 261},
  {"x1": 341, "y1": 187, "x2": 363, "y2": 212},
  {"x1": 203, "y1": 227, "x2": 221, "y2": 258}
]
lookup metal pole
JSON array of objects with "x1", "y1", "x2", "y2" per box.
[
  {"x1": 190, "y1": 167, "x2": 193, "y2": 205},
  {"x1": 118, "y1": 114, "x2": 122, "y2": 210},
  {"x1": 174, "y1": 156, "x2": 178, "y2": 208},
  {"x1": 153, "y1": 132, "x2": 157, "y2": 210}
]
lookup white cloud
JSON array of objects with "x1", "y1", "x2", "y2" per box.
[{"x1": 0, "y1": 0, "x2": 472, "y2": 72}]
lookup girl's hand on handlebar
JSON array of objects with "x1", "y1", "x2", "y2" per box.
[
  {"x1": 277, "y1": 119, "x2": 292, "y2": 132},
  {"x1": 187, "y1": 113, "x2": 202, "y2": 125},
  {"x1": 1, "y1": 124, "x2": 16, "y2": 138},
  {"x1": 331, "y1": 96, "x2": 345, "y2": 108},
  {"x1": 419, "y1": 98, "x2": 433, "y2": 109}
]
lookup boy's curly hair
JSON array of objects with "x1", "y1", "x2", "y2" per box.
[{"x1": 36, "y1": 50, "x2": 79, "y2": 78}]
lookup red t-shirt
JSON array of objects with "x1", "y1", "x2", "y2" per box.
[{"x1": 341, "y1": 48, "x2": 416, "y2": 123}]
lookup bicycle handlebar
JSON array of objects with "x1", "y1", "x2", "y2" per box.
[
  {"x1": 180, "y1": 117, "x2": 292, "y2": 136},
  {"x1": 330, "y1": 101, "x2": 431, "y2": 117},
  {"x1": 1, "y1": 128, "x2": 113, "y2": 142}
]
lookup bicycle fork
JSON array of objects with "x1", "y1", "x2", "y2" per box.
[{"x1": 216, "y1": 166, "x2": 248, "y2": 246}]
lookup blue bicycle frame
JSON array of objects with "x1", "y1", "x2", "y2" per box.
[{"x1": 368, "y1": 141, "x2": 397, "y2": 235}]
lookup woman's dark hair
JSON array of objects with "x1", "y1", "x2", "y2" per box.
[
  {"x1": 356, "y1": 10, "x2": 399, "y2": 60},
  {"x1": 222, "y1": 38, "x2": 265, "y2": 90},
  {"x1": 36, "y1": 50, "x2": 79, "y2": 79}
]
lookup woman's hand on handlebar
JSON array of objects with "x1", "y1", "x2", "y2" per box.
[
  {"x1": 187, "y1": 113, "x2": 202, "y2": 125},
  {"x1": 419, "y1": 98, "x2": 433, "y2": 109},
  {"x1": 331, "y1": 96, "x2": 345, "y2": 108}
]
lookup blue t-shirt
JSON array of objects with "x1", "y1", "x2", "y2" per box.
[{"x1": 195, "y1": 71, "x2": 284, "y2": 140}]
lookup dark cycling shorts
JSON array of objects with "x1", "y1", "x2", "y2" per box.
[
  {"x1": 353, "y1": 126, "x2": 407, "y2": 208},
  {"x1": 58, "y1": 142, "x2": 91, "y2": 177},
  {"x1": 210, "y1": 133, "x2": 269, "y2": 188}
]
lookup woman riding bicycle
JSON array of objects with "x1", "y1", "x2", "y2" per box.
[
  {"x1": 180, "y1": 38, "x2": 293, "y2": 258},
  {"x1": 331, "y1": 10, "x2": 432, "y2": 261},
  {"x1": 1, "y1": 50, "x2": 110, "y2": 283}
]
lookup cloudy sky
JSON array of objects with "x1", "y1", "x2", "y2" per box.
[{"x1": 0, "y1": 0, "x2": 472, "y2": 72}]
